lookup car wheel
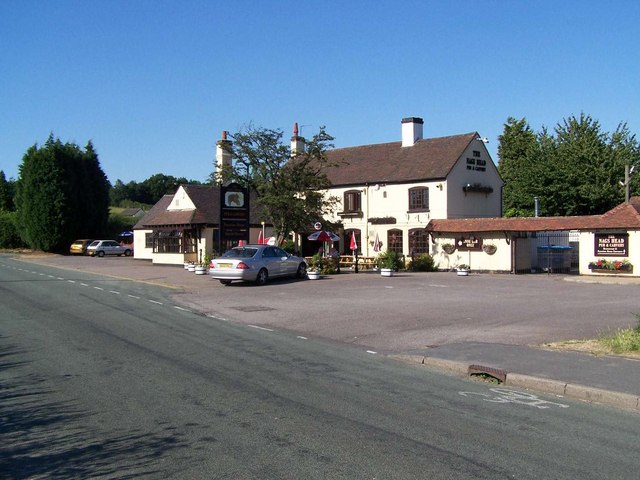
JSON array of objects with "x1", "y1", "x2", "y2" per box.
[
  {"x1": 296, "y1": 263, "x2": 307, "y2": 279},
  {"x1": 98, "y1": 251, "x2": 105, "y2": 257},
  {"x1": 219, "y1": 280, "x2": 232, "y2": 286},
  {"x1": 255, "y1": 268, "x2": 268, "y2": 286},
  {"x1": 124, "y1": 249, "x2": 132, "y2": 256}
]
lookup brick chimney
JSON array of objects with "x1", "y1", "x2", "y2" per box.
[
  {"x1": 290, "y1": 122, "x2": 305, "y2": 154},
  {"x1": 401, "y1": 117, "x2": 424, "y2": 147}
]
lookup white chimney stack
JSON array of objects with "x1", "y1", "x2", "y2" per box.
[
  {"x1": 215, "y1": 130, "x2": 232, "y2": 184},
  {"x1": 290, "y1": 122, "x2": 305, "y2": 154},
  {"x1": 401, "y1": 117, "x2": 424, "y2": 147}
]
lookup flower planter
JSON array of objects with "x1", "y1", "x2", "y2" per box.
[
  {"x1": 195, "y1": 266, "x2": 207, "y2": 275},
  {"x1": 307, "y1": 272, "x2": 321, "y2": 280},
  {"x1": 187, "y1": 264, "x2": 196, "y2": 272},
  {"x1": 456, "y1": 268, "x2": 470, "y2": 276},
  {"x1": 184, "y1": 262, "x2": 192, "y2": 270},
  {"x1": 589, "y1": 268, "x2": 633, "y2": 274},
  {"x1": 380, "y1": 268, "x2": 394, "y2": 277}
]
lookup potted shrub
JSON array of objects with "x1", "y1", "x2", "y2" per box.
[
  {"x1": 377, "y1": 250, "x2": 400, "y2": 277},
  {"x1": 456, "y1": 264, "x2": 470, "y2": 276},
  {"x1": 307, "y1": 253, "x2": 323, "y2": 280}
]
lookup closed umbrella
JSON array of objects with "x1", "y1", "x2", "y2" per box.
[
  {"x1": 373, "y1": 233, "x2": 381, "y2": 252},
  {"x1": 349, "y1": 231, "x2": 358, "y2": 252}
]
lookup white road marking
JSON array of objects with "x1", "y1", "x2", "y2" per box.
[
  {"x1": 149, "y1": 300, "x2": 163, "y2": 305},
  {"x1": 128, "y1": 294, "x2": 140, "y2": 299},
  {"x1": 173, "y1": 306, "x2": 191, "y2": 312},
  {"x1": 109, "y1": 290, "x2": 120, "y2": 295},
  {"x1": 247, "y1": 325, "x2": 273, "y2": 332},
  {"x1": 93, "y1": 286, "x2": 104, "y2": 291},
  {"x1": 297, "y1": 336, "x2": 308, "y2": 340},
  {"x1": 459, "y1": 388, "x2": 570, "y2": 409},
  {"x1": 366, "y1": 350, "x2": 377, "y2": 354}
]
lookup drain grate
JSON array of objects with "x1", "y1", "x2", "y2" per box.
[
  {"x1": 231, "y1": 305, "x2": 276, "y2": 312},
  {"x1": 468, "y1": 364, "x2": 507, "y2": 383}
]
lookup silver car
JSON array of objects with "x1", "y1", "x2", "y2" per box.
[
  {"x1": 209, "y1": 245, "x2": 307, "y2": 286},
  {"x1": 86, "y1": 240, "x2": 132, "y2": 257}
]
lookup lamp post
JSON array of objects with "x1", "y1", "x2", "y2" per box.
[{"x1": 261, "y1": 221, "x2": 265, "y2": 243}]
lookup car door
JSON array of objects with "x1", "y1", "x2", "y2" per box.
[
  {"x1": 274, "y1": 247, "x2": 297, "y2": 275},
  {"x1": 104, "y1": 241, "x2": 119, "y2": 255},
  {"x1": 261, "y1": 247, "x2": 283, "y2": 277}
]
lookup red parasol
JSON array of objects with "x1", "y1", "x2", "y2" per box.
[
  {"x1": 308, "y1": 230, "x2": 340, "y2": 242},
  {"x1": 349, "y1": 231, "x2": 358, "y2": 251}
]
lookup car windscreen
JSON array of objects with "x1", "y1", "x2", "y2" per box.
[{"x1": 221, "y1": 248, "x2": 258, "y2": 258}]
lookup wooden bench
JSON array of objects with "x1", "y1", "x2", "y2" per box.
[
  {"x1": 305, "y1": 256, "x2": 378, "y2": 270},
  {"x1": 339, "y1": 255, "x2": 377, "y2": 270}
]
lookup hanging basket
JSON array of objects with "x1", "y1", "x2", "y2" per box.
[
  {"x1": 442, "y1": 244, "x2": 456, "y2": 255},
  {"x1": 483, "y1": 244, "x2": 497, "y2": 255}
]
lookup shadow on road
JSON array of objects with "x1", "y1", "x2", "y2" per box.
[{"x1": 0, "y1": 336, "x2": 186, "y2": 479}]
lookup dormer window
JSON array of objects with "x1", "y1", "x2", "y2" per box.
[{"x1": 408, "y1": 187, "x2": 429, "y2": 212}]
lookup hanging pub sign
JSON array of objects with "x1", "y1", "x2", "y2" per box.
[
  {"x1": 594, "y1": 233, "x2": 628, "y2": 256},
  {"x1": 220, "y1": 182, "x2": 250, "y2": 242},
  {"x1": 457, "y1": 235, "x2": 483, "y2": 251}
]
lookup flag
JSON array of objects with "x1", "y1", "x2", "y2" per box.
[
  {"x1": 350, "y1": 231, "x2": 358, "y2": 251},
  {"x1": 257, "y1": 230, "x2": 264, "y2": 244}
]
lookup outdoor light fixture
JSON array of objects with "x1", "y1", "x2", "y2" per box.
[{"x1": 476, "y1": 136, "x2": 489, "y2": 143}]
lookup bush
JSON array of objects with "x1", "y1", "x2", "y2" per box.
[
  {"x1": 281, "y1": 238, "x2": 295, "y2": 253},
  {"x1": 0, "y1": 211, "x2": 26, "y2": 248},
  {"x1": 106, "y1": 213, "x2": 137, "y2": 238},
  {"x1": 376, "y1": 250, "x2": 402, "y2": 270},
  {"x1": 408, "y1": 253, "x2": 437, "y2": 272}
]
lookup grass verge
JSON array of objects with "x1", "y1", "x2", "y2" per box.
[
  {"x1": 544, "y1": 314, "x2": 640, "y2": 357},
  {"x1": 599, "y1": 315, "x2": 640, "y2": 354}
]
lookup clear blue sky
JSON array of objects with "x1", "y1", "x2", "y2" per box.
[{"x1": 2, "y1": 0, "x2": 638, "y2": 184}]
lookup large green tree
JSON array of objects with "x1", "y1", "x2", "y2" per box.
[
  {"x1": 15, "y1": 135, "x2": 110, "y2": 252},
  {"x1": 498, "y1": 114, "x2": 640, "y2": 217},
  {"x1": 0, "y1": 170, "x2": 15, "y2": 212},
  {"x1": 217, "y1": 125, "x2": 339, "y2": 244},
  {"x1": 497, "y1": 117, "x2": 541, "y2": 217}
]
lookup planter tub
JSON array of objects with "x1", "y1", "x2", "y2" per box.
[
  {"x1": 195, "y1": 266, "x2": 207, "y2": 275},
  {"x1": 380, "y1": 268, "x2": 394, "y2": 277},
  {"x1": 456, "y1": 269, "x2": 470, "y2": 276},
  {"x1": 307, "y1": 272, "x2": 321, "y2": 280}
]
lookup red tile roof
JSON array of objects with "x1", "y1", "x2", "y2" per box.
[
  {"x1": 323, "y1": 132, "x2": 479, "y2": 186},
  {"x1": 426, "y1": 197, "x2": 640, "y2": 233}
]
